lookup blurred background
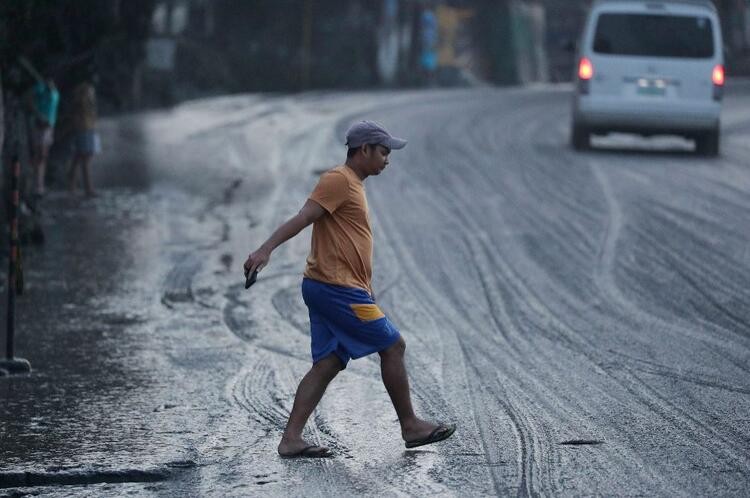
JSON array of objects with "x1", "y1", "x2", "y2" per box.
[
  {"x1": 2, "y1": 0, "x2": 749, "y2": 113},
  {"x1": 2, "y1": 4, "x2": 750, "y2": 494}
]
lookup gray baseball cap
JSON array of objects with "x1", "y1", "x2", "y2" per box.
[{"x1": 345, "y1": 120, "x2": 407, "y2": 151}]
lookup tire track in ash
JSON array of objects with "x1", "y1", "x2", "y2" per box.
[
  {"x1": 430, "y1": 97, "x2": 603, "y2": 324},
  {"x1": 429, "y1": 177, "x2": 623, "y2": 443},
  {"x1": 585, "y1": 153, "x2": 750, "y2": 361},
  {"x1": 417, "y1": 101, "x2": 609, "y2": 362},
  {"x1": 162, "y1": 252, "x2": 202, "y2": 309},
  {"x1": 528, "y1": 121, "x2": 750, "y2": 380},
  {"x1": 400, "y1": 98, "x2": 574, "y2": 359},
  {"x1": 629, "y1": 201, "x2": 750, "y2": 341},
  {"x1": 554, "y1": 106, "x2": 750, "y2": 338},
  {"x1": 270, "y1": 283, "x2": 310, "y2": 336},
  {"x1": 371, "y1": 178, "x2": 544, "y2": 496},
  {"x1": 607, "y1": 350, "x2": 750, "y2": 395},
  {"x1": 667, "y1": 250, "x2": 750, "y2": 338},
  {"x1": 627, "y1": 225, "x2": 750, "y2": 377},
  {"x1": 589, "y1": 159, "x2": 629, "y2": 308},
  {"x1": 500, "y1": 98, "x2": 750, "y2": 469},
  {"x1": 223, "y1": 281, "x2": 352, "y2": 488},
  {"x1": 223, "y1": 280, "x2": 311, "y2": 364},
  {"x1": 224, "y1": 288, "x2": 389, "y2": 492},
  {"x1": 225, "y1": 356, "x2": 359, "y2": 496},
  {"x1": 461, "y1": 351, "x2": 550, "y2": 498},
  {"x1": 421, "y1": 178, "x2": 605, "y2": 496},
  {"x1": 490, "y1": 93, "x2": 750, "y2": 356},
  {"x1": 518, "y1": 103, "x2": 750, "y2": 470},
  {"x1": 228, "y1": 355, "x2": 293, "y2": 429},
  {"x1": 382, "y1": 134, "x2": 568, "y2": 496},
  {"x1": 603, "y1": 364, "x2": 750, "y2": 471},
  {"x1": 467, "y1": 95, "x2": 602, "y2": 260}
]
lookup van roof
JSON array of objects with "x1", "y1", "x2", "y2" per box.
[{"x1": 591, "y1": 0, "x2": 717, "y2": 14}]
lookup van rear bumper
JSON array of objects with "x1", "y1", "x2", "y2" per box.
[{"x1": 574, "y1": 95, "x2": 721, "y2": 133}]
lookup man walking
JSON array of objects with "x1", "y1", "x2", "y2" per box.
[{"x1": 243, "y1": 121, "x2": 456, "y2": 458}]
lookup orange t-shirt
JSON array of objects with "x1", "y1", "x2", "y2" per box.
[{"x1": 304, "y1": 165, "x2": 373, "y2": 294}]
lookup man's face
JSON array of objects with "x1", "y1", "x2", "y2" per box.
[{"x1": 366, "y1": 144, "x2": 390, "y2": 175}]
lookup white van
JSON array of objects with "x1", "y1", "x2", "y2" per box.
[{"x1": 571, "y1": 0, "x2": 724, "y2": 155}]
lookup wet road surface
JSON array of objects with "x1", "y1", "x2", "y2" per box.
[{"x1": 2, "y1": 83, "x2": 750, "y2": 496}]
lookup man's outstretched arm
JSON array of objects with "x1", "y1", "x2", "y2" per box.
[{"x1": 243, "y1": 199, "x2": 326, "y2": 276}]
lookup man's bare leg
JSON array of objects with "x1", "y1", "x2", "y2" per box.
[
  {"x1": 80, "y1": 154, "x2": 96, "y2": 196},
  {"x1": 36, "y1": 156, "x2": 47, "y2": 194},
  {"x1": 379, "y1": 337, "x2": 446, "y2": 442},
  {"x1": 67, "y1": 155, "x2": 80, "y2": 193},
  {"x1": 32, "y1": 144, "x2": 48, "y2": 195},
  {"x1": 278, "y1": 354, "x2": 342, "y2": 456}
]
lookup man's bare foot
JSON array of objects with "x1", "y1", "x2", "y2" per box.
[{"x1": 278, "y1": 437, "x2": 331, "y2": 458}]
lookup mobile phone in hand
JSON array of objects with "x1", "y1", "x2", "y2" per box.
[{"x1": 245, "y1": 269, "x2": 258, "y2": 289}]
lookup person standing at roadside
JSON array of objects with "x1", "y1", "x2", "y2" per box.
[
  {"x1": 68, "y1": 77, "x2": 100, "y2": 197},
  {"x1": 243, "y1": 121, "x2": 456, "y2": 458},
  {"x1": 26, "y1": 71, "x2": 59, "y2": 197}
]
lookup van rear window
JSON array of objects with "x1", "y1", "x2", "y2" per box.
[{"x1": 593, "y1": 13, "x2": 714, "y2": 58}]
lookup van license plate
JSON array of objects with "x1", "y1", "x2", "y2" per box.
[{"x1": 636, "y1": 78, "x2": 667, "y2": 96}]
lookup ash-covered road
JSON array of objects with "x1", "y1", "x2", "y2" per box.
[{"x1": 3, "y1": 84, "x2": 750, "y2": 496}]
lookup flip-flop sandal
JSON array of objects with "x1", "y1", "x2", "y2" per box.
[
  {"x1": 405, "y1": 424, "x2": 457, "y2": 449},
  {"x1": 280, "y1": 445, "x2": 333, "y2": 459}
]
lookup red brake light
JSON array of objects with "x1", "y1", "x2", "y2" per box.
[
  {"x1": 578, "y1": 57, "x2": 593, "y2": 80},
  {"x1": 712, "y1": 64, "x2": 724, "y2": 86}
]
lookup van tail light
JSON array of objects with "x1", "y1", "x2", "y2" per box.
[
  {"x1": 577, "y1": 57, "x2": 593, "y2": 94},
  {"x1": 712, "y1": 64, "x2": 724, "y2": 86},
  {"x1": 712, "y1": 64, "x2": 724, "y2": 100},
  {"x1": 578, "y1": 58, "x2": 594, "y2": 80}
]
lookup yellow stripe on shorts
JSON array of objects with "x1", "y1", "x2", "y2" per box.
[{"x1": 350, "y1": 303, "x2": 385, "y2": 322}]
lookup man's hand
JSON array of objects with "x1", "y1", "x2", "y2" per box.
[
  {"x1": 244, "y1": 246, "x2": 270, "y2": 277},
  {"x1": 241, "y1": 199, "x2": 325, "y2": 279}
]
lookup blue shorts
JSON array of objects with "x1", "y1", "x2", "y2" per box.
[
  {"x1": 72, "y1": 130, "x2": 101, "y2": 155},
  {"x1": 302, "y1": 278, "x2": 401, "y2": 369}
]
